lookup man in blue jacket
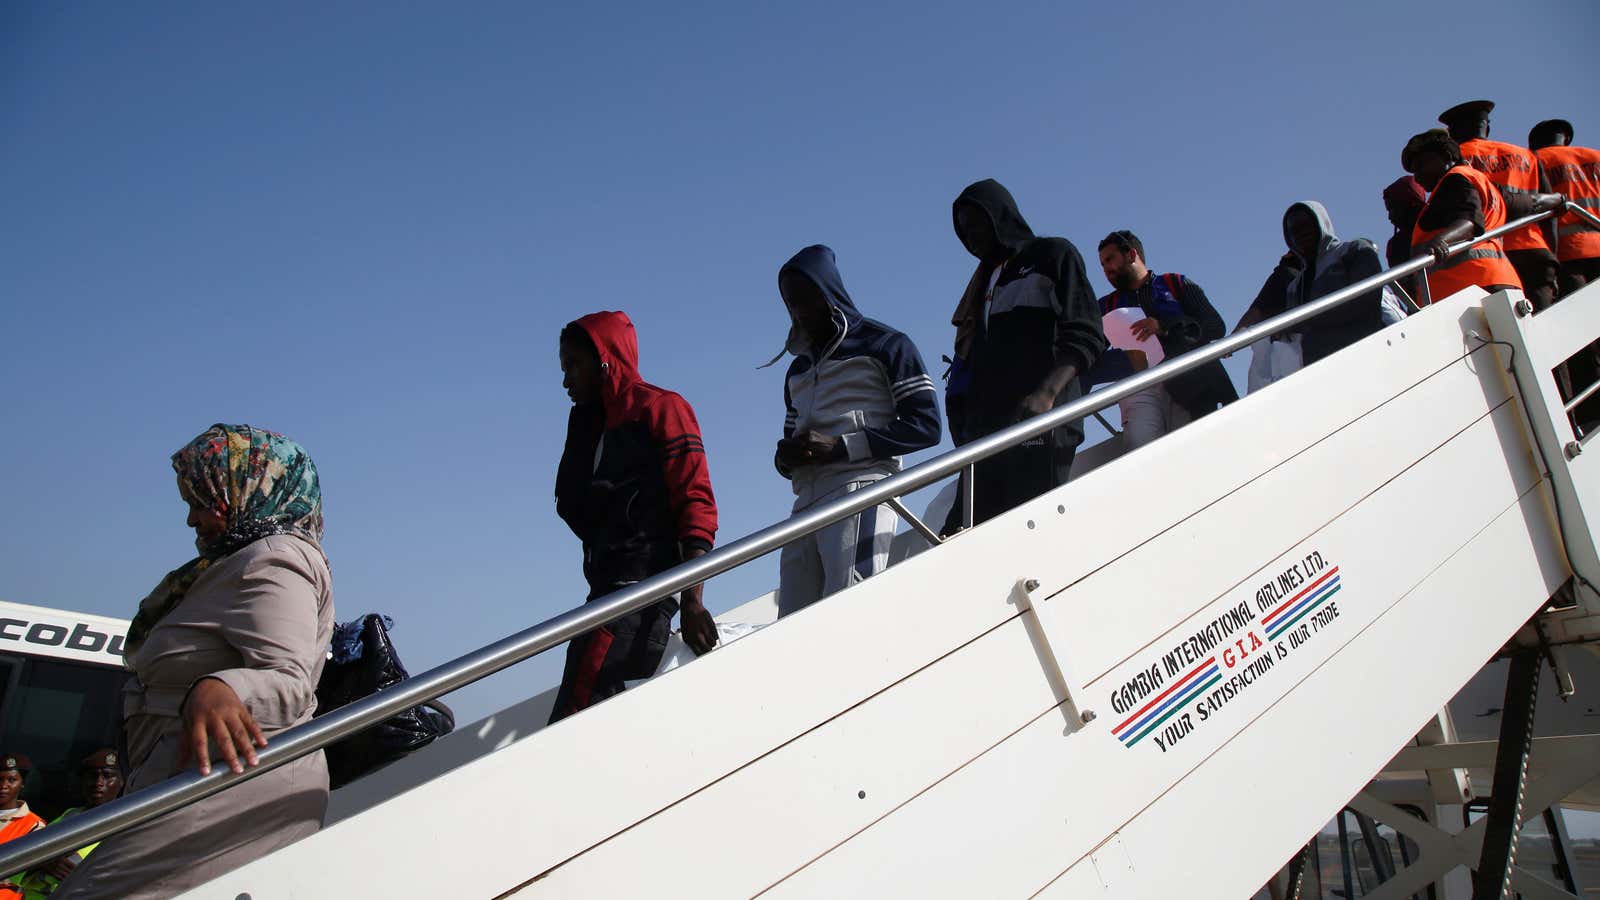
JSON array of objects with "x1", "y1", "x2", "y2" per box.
[
  {"x1": 773, "y1": 245, "x2": 941, "y2": 617},
  {"x1": 1087, "y1": 230, "x2": 1236, "y2": 449}
]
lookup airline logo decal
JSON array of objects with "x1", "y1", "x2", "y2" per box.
[{"x1": 1106, "y1": 550, "x2": 1342, "y2": 754}]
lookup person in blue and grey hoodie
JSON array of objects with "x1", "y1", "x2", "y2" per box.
[{"x1": 771, "y1": 245, "x2": 941, "y2": 617}]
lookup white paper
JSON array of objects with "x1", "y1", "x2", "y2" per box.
[
  {"x1": 1100, "y1": 307, "x2": 1165, "y2": 366},
  {"x1": 623, "y1": 621, "x2": 767, "y2": 689}
]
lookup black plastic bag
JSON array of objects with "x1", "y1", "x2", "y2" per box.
[{"x1": 314, "y1": 613, "x2": 455, "y2": 789}]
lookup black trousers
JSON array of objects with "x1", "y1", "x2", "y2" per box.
[
  {"x1": 549, "y1": 591, "x2": 678, "y2": 724},
  {"x1": 942, "y1": 428, "x2": 1078, "y2": 533},
  {"x1": 1508, "y1": 248, "x2": 1560, "y2": 312},
  {"x1": 1556, "y1": 257, "x2": 1600, "y2": 433}
]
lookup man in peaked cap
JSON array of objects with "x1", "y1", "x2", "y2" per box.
[
  {"x1": 1439, "y1": 100, "x2": 1565, "y2": 309},
  {"x1": 16, "y1": 750, "x2": 124, "y2": 897},
  {"x1": 0, "y1": 754, "x2": 45, "y2": 899}
]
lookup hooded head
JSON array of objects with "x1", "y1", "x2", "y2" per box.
[
  {"x1": 1283, "y1": 201, "x2": 1338, "y2": 265},
  {"x1": 777, "y1": 245, "x2": 860, "y2": 359},
  {"x1": 1382, "y1": 176, "x2": 1427, "y2": 229},
  {"x1": 562, "y1": 311, "x2": 642, "y2": 426},
  {"x1": 952, "y1": 179, "x2": 1034, "y2": 265}
]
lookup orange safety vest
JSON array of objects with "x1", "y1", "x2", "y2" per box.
[
  {"x1": 0, "y1": 810, "x2": 45, "y2": 900},
  {"x1": 1535, "y1": 143, "x2": 1600, "y2": 262},
  {"x1": 0, "y1": 810, "x2": 45, "y2": 846},
  {"x1": 1412, "y1": 165, "x2": 1523, "y2": 303},
  {"x1": 1459, "y1": 138, "x2": 1551, "y2": 253}
]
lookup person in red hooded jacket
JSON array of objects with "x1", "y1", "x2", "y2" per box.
[{"x1": 549, "y1": 311, "x2": 720, "y2": 723}]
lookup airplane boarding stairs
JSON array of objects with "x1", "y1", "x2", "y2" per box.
[
  {"x1": 2, "y1": 216, "x2": 1595, "y2": 899},
  {"x1": 171, "y1": 278, "x2": 1600, "y2": 898}
]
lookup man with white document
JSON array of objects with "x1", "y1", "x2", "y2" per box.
[{"x1": 1086, "y1": 230, "x2": 1238, "y2": 450}]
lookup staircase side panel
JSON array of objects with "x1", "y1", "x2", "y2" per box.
[{"x1": 763, "y1": 403, "x2": 1554, "y2": 898}]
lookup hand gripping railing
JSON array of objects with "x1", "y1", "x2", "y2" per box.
[{"x1": 1, "y1": 203, "x2": 1594, "y2": 878}]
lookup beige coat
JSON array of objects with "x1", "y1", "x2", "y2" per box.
[{"x1": 56, "y1": 534, "x2": 334, "y2": 899}]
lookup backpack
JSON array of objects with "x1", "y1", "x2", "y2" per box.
[{"x1": 314, "y1": 614, "x2": 456, "y2": 789}]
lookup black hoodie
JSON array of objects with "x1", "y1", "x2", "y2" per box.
[{"x1": 953, "y1": 180, "x2": 1107, "y2": 446}]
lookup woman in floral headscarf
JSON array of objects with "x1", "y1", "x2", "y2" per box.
[{"x1": 56, "y1": 424, "x2": 336, "y2": 900}]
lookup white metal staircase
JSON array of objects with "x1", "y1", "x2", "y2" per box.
[
  {"x1": 3, "y1": 208, "x2": 1598, "y2": 899},
  {"x1": 198, "y1": 275, "x2": 1600, "y2": 897}
]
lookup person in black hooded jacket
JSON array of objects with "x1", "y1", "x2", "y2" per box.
[{"x1": 946, "y1": 179, "x2": 1107, "y2": 527}]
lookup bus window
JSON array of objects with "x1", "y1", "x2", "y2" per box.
[
  {"x1": 0, "y1": 654, "x2": 125, "y2": 820},
  {"x1": 0, "y1": 656, "x2": 17, "y2": 720}
]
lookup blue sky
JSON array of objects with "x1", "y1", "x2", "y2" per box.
[{"x1": 4, "y1": 1, "x2": 1595, "y2": 725}]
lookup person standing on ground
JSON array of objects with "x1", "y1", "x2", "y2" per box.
[
  {"x1": 16, "y1": 750, "x2": 122, "y2": 898},
  {"x1": 550, "y1": 312, "x2": 719, "y2": 723},
  {"x1": 1530, "y1": 118, "x2": 1600, "y2": 295},
  {"x1": 1086, "y1": 230, "x2": 1236, "y2": 449},
  {"x1": 771, "y1": 245, "x2": 940, "y2": 617},
  {"x1": 947, "y1": 179, "x2": 1106, "y2": 527},
  {"x1": 1440, "y1": 100, "x2": 1563, "y2": 310},
  {"x1": 0, "y1": 755, "x2": 45, "y2": 900}
]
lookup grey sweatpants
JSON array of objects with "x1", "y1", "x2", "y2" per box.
[{"x1": 778, "y1": 477, "x2": 899, "y2": 617}]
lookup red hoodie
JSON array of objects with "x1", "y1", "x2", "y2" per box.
[{"x1": 555, "y1": 312, "x2": 717, "y2": 591}]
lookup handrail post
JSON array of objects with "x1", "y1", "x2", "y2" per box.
[
  {"x1": 885, "y1": 497, "x2": 942, "y2": 547},
  {"x1": 1566, "y1": 200, "x2": 1600, "y2": 231},
  {"x1": 960, "y1": 464, "x2": 975, "y2": 530},
  {"x1": 1387, "y1": 281, "x2": 1422, "y2": 316}
]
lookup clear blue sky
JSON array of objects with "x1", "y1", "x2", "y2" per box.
[{"x1": 4, "y1": 1, "x2": 1595, "y2": 725}]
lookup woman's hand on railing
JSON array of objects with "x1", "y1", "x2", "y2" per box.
[{"x1": 179, "y1": 677, "x2": 266, "y2": 776}]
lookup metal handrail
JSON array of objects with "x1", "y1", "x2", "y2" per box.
[
  {"x1": 1564, "y1": 199, "x2": 1600, "y2": 233},
  {"x1": 0, "y1": 203, "x2": 1583, "y2": 877}
]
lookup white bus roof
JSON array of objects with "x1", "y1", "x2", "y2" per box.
[{"x1": 0, "y1": 599, "x2": 130, "y2": 668}]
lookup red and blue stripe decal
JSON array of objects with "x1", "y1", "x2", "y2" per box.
[
  {"x1": 1112, "y1": 656, "x2": 1221, "y2": 748},
  {"x1": 1263, "y1": 567, "x2": 1341, "y2": 641}
]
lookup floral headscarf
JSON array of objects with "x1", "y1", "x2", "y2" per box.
[{"x1": 125, "y1": 424, "x2": 324, "y2": 656}]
